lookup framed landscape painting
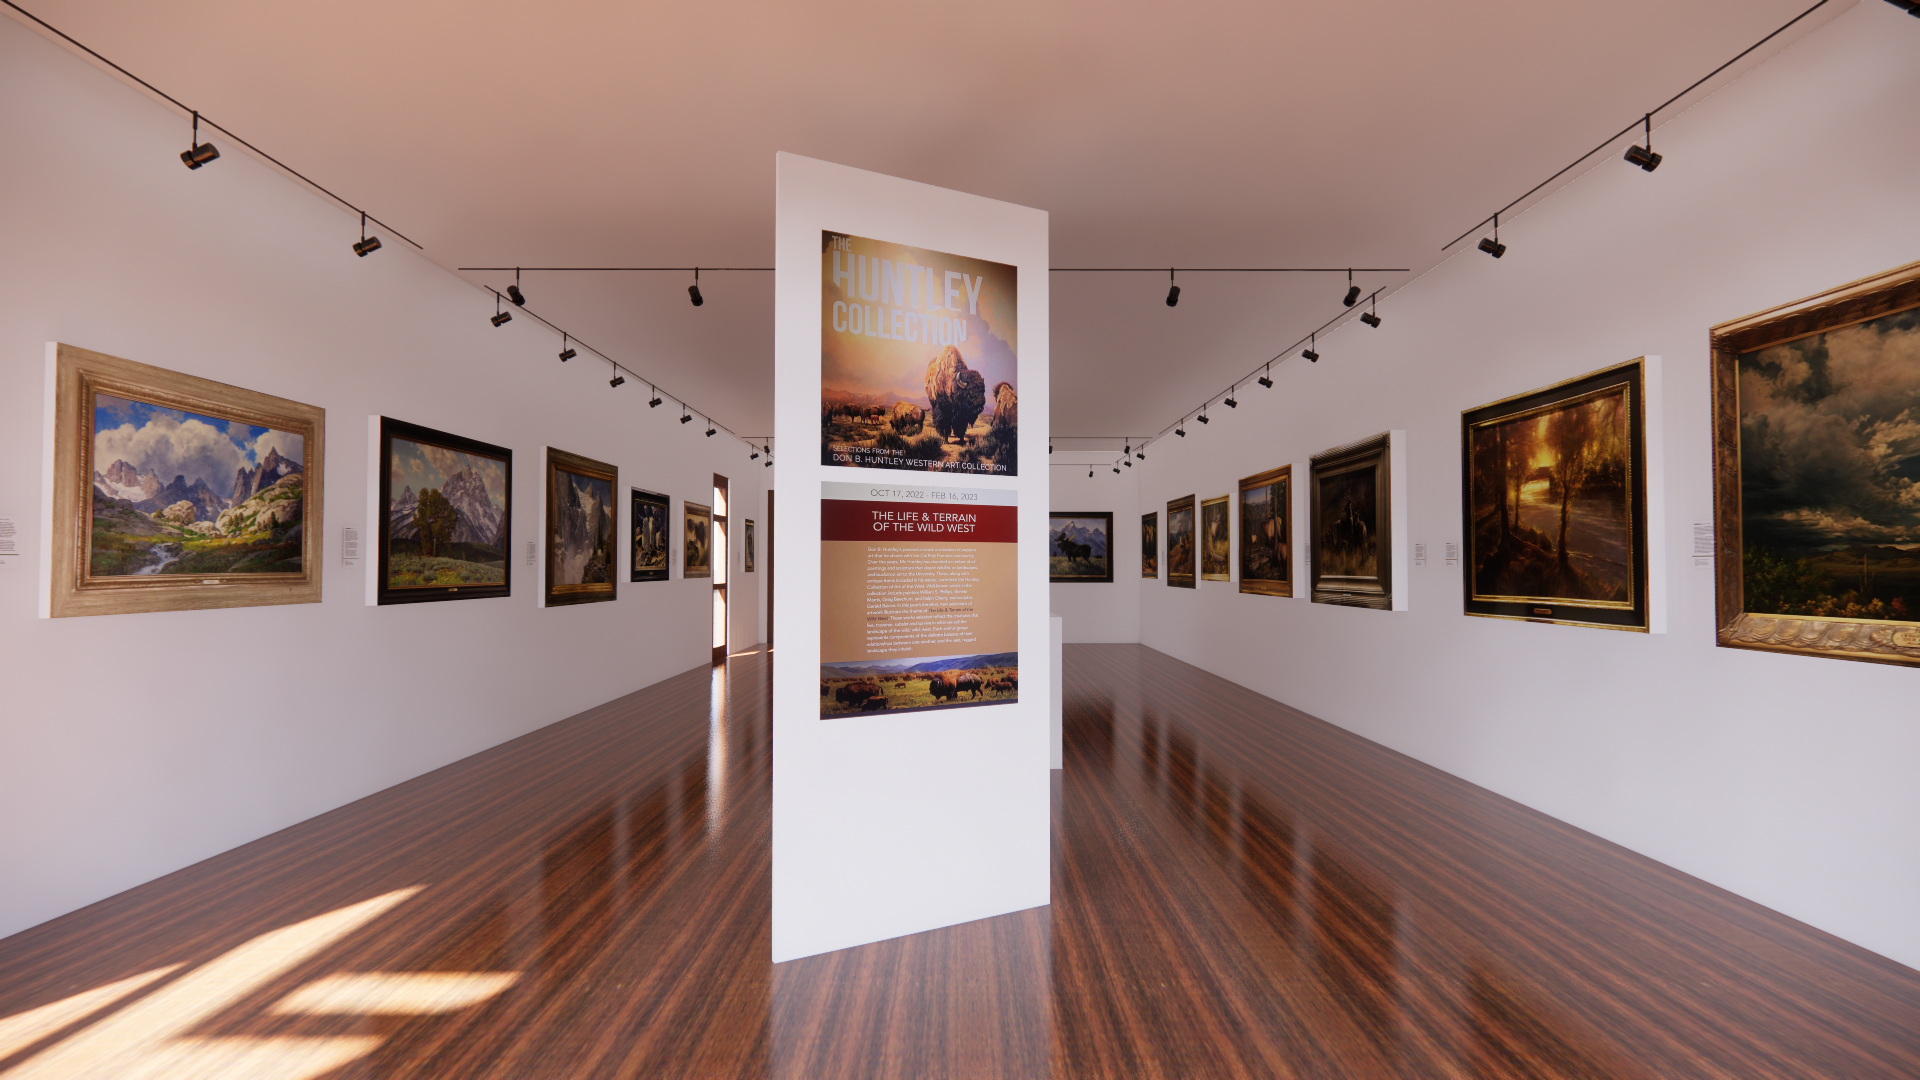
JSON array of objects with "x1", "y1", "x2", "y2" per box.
[
  {"x1": 1462, "y1": 360, "x2": 1647, "y2": 630},
  {"x1": 1712, "y1": 259, "x2": 1920, "y2": 664},
  {"x1": 1167, "y1": 495, "x2": 1196, "y2": 588},
  {"x1": 1310, "y1": 433, "x2": 1392, "y2": 609},
  {"x1": 1239, "y1": 465, "x2": 1291, "y2": 597},
  {"x1": 631, "y1": 488, "x2": 669, "y2": 582},
  {"x1": 684, "y1": 501, "x2": 713, "y2": 579},
  {"x1": 744, "y1": 519, "x2": 756, "y2": 573},
  {"x1": 378, "y1": 418, "x2": 510, "y2": 605},
  {"x1": 1141, "y1": 511, "x2": 1159, "y2": 578},
  {"x1": 545, "y1": 447, "x2": 616, "y2": 607},
  {"x1": 1050, "y1": 512, "x2": 1113, "y2": 583},
  {"x1": 1200, "y1": 496, "x2": 1231, "y2": 581},
  {"x1": 48, "y1": 343, "x2": 323, "y2": 618}
]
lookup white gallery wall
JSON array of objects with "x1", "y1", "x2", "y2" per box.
[
  {"x1": 1132, "y1": 0, "x2": 1920, "y2": 969},
  {"x1": 0, "y1": 17, "x2": 766, "y2": 940},
  {"x1": 1047, "y1": 466, "x2": 1140, "y2": 642}
]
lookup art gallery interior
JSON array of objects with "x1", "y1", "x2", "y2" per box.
[{"x1": 3, "y1": 0, "x2": 1919, "y2": 1075}]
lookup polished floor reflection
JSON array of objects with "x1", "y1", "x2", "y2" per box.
[{"x1": 2, "y1": 644, "x2": 1917, "y2": 1078}]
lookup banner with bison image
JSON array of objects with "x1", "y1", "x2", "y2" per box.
[
  {"x1": 821, "y1": 231, "x2": 1018, "y2": 475},
  {"x1": 819, "y1": 481, "x2": 1017, "y2": 717}
]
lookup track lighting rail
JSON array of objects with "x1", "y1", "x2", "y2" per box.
[
  {"x1": 1, "y1": 0, "x2": 424, "y2": 251},
  {"x1": 457, "y1": 265, "x2": 1413, "y2": 274},
  {"x1": 1442, "y1": 0, "x2": 1836, "y2": 253}
]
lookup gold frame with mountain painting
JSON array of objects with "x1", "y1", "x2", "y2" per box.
[
  {"x1": 377, "y1": 417, "x2": 511, "y2": 605},
  {"x1": 1712, "y1": 258, "x2": 1920, "y2": 665},
  {"x1": 545, "y1": 447, "x2": 617, "y2": 607},
  {"x1": 48, "y1": 342, "x2": 324, "y2": 618}
]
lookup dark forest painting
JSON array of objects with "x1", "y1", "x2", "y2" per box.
[
  {"x1": 1239, "y1": 466, "x2": 1290, "y2": 596},
  {"x1": 1310, "y1": 434, "x2": 1391, "y2": 609},
  {"x1": 1141, "y1": 512, "x2": 1158, "y2": 578},
  {"x1": 1464, "y1": 361, "x2": 1646, "y2": 630},
  {"x1": 1167, "y1": 496, "x2": 1195, "y2": 588}
]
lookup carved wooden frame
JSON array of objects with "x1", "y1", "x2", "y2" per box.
[
  {"x1": 47, "y1": 343, "x2": 324, "y2": 618},
  {"x1": 545, "y1": 446, "x2": 618, "y2": 607},
  {"x1": 1711, "y1": 259, "x2": 1920, "y2": 665},
  {"x1": 1310, "y1": 432, "x2": 1392, "y2": 609},
  {"x1": 1166, "y1": 495, "x2": 1196, "y2": 588}
]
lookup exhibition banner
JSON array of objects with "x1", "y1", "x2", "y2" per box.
[
  {"x1": 818, "y1": 482, "x2": 1017, "y2": 717},
  {"x1": 821, "y1": 233, "x2": 1018, "y2": 476}
]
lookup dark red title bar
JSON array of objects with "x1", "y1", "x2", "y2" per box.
[{"x1": 820, "y1": 499, "x2": 1017, "y2": 543}]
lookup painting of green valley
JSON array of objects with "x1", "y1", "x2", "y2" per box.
[{"x1": 89, "y1": 393, "x2": 306, "y2": 577}]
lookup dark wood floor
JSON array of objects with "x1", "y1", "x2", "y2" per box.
[{"x1": 1, "y1": 644, "x2": 1916, "y2": 1078}]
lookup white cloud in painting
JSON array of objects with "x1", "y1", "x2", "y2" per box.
[{"x1": 95, "y1": 412, "x2": 247, "y2": 492}]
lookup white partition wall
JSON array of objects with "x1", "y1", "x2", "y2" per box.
[{"x1": 771, "y1": 154, "x2": 1050, "y2": 962}]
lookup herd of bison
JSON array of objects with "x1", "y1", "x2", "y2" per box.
[{"x1": 820, "y1": 668, "x2": 1018, "y2": 714}]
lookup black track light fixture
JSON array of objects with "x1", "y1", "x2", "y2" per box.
[
  {"x1": 1343, "y1": 269, "x2": 1360, "y2": 307},
  {"x1": 1478, "y1": 214, "x2": 1507, "y2": 259},
  {"x1": 705, "y1": 422, "x2": 717, "y2": 437},
  {"x1": 751, "y1": 451, "x2": 760, "y2": 460},
  {"x1": 1884, "y1": 0, "x2": 1920, "y2": 16},
  {"x1": 1258, "y1": 363, "x2": 1273, "y2": 389},
  {"x1": 1359, "y1": 294, "x2": 1382, "y2": 328},
  {"x1": 689, "y1": 268, "x2": 704, "y2": 307},
  {"x1": 1623, "y1": 113, "x2": 1663, "y2": 172},
  {"x1": 351, "y1": 211, "x2": 382, "y2": 257},
  {"x1": 1123, "y1": 458, "x2": 1132, "y2": 468},
  {"x1": 1137, "y1": 449, "x2": 1146, "y2": 460},
  {"x1": 1224, "y1": 389, "x2": 1238, "y2": 409},
  {"x1": 680, "y1": 408, "x2": 693, "y2": 425},
  {"x1": 1302, "y1": 333, "x2": 1319, "y2": 362},
  {"x1": 764, "y1": 445, "x2": 771, "y2": 454},
  {"x1": 649, "y1": 388, "x2": 663, "y2": 408},
  {"x1": 1176, "y1": 423, "x2": 1186, "y2": 437},
  {"x1": 1197, "y1": 413, "x2": 1210, "y2": 425},
  {"x1": 558, "y1": 333, "x2": 576, "y2": 362},
  {"x1": 507, "y1": 268, "x2": 526, "y2": 305},
  {"x1": 490, "y1": 294, "x2": 512, "y2": 327},
  {"x1": 609, "y1": 372, "x2": 625, "y2": 389},
  {"x1": 1166, "y1": 269, "x2": 1180, "y2": 308},
  {"x1": 1113, "y1": 465, "x2": 1121, "y2": 474},
  {"x1": 1088, "y1": 466, "x2": 1094, "y2": 478},
  {"x1": 765, "y1": 458, "x2": 773, "y2": 467},
  {"x1": 179, "y1": 111, "x2": 219, "y2": 169},
  {"x1": 1049, "y1": 441, "x2": 1054, "y2": 454}
]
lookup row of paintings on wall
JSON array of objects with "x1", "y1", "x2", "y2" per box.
[
  {"x1": 45, "y1": 343, "x2": 752, "y2": 618},
  {"x1": 1055, "y1": 258, "x2": 1920, "y2": 666}
]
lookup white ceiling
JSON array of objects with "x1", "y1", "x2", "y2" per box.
[{"x1": 12, "y1": 0, "x2": 1842, "y2": 447}]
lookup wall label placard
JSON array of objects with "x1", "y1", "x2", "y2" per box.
[
  {"x1": 341, "y1": 526, "x2": 359, "y2": 566},
  {"x1": 818, "y1": 481, "x2": 1017, "y2": 718},
  {"x1": 0, "y1": 514, "x2": 17, "y2": 569},
  {"x1": 1415, "y1": 542, "x2": 1428, "y2": 566}
]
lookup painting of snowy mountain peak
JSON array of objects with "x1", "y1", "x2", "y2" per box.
[
  {"x1": 545, "y1": 447, "x2": 618, "y2": 606},
  {"x1": 377, "y1": 418, "x2": 512, "y2": 605},
  {"x1": 90, "y1": 393, "x2": 306, "y2": 578},
  {"x1": 50, "y1": 343, "x2": 324, "y2": 618}
]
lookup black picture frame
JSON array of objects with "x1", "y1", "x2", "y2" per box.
[
  {"x1": 1049, "y1": 511, "x2": 1114, "y2": 583},
  {"x1": 630, "y1": 487, "x2": 670, "y2": 582},
  {"x1": 1462, "y1": 359, "x2": 1649, "y2": 631},
  {"x1": 376, "y1": 416, "x2": 511, "y2": 606},
  {"x1": 1310, "y1": 433, "x2": 1391, "y2": 609}
]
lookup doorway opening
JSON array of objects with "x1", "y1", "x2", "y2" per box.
[{"x1": 712, "y1": 474, "x2": 729, "y2": 665}]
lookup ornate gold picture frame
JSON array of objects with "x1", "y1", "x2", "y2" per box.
[
  {"x1": 1200, "y1": 496, "x2": 1231, "y2": 581},
  {"x1": 1712, "y1": 259, "x2": 1920, "y2": 664},
  {"x1": 1166, "y1": 495, "x2": 1195, "y2": 588},
  {"x1": 1238, "y1": 465, "x2": 1292, "y2": 597},
  {"x1": 47, "y1": 343, "x2": 324, "y2": 618},
  {"x1": 1310, "y1": 433, "x2": 1391, "y2": 609}
]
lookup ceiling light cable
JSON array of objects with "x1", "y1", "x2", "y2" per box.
[
  {"x1": 0, "y1": 1, "x2": 426, "y2": 249},
  {"x1": 1443, "y1": 0, "x2": 1836, "y2": 253}
]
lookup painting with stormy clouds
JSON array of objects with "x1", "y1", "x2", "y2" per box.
[{"x1": 1739, "y1": 305, "x2": 1920, "y2": 622}]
